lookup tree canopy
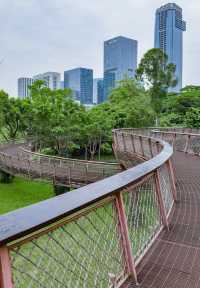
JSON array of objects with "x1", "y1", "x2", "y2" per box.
[{"x1": 136, "y1": 48, "x2": 177, "y2": 122}]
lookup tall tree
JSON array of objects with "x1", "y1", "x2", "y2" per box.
[
  {"x1": 0, "y1": 91, "x2": 24, "y2": 140},
  {"x1": 136, "y1": 48, "x2": 177, "y2": 124}
]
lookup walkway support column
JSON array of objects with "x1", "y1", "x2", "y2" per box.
[
  {"x1": 0, "y1": 247, "x2": 13, "y2": 288},
  {"x1": 115, "y1": 192, "x2": 139, "y2": 285}
]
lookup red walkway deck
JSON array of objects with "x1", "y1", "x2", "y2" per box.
[{"x1": 126, "y1": 151, "x2": 200, "y2": 287}]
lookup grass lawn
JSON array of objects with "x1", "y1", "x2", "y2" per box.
[{"x1": 0, "y1": 177, "x2": 54, "y2": 215}]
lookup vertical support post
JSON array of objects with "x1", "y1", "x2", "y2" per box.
[
  {"x1": 115, "y1": 192, "x2": 138, "y2": 285},
  {"x1": 131, "y1": 134, "x2": 136, "y2": 154},
  {"x1": 112, "y1": 143, "x2": 120, "y2": 165},
  {"x1": 122, "y1": 133, "x2": 127, "y2": 152},
  {"x1": 139, "y1": 136, "x2": 144, "y2": 156},
  {"x1": 148, "y1": 138, "x2": 153, "y2": 158},
  {"x1": 167, "y1": 159, "x2": 177, "y2": 202},
  {"x1": 0, "y1": 246, "x2": 13, "y2": 288},
  {"x1": 154, "y1": 170, "x2": 169, "y2": 230},
  {"x1": 171, "y1": 133, "x2": 175, "y2": 150},
  {"x1": 184, "y1": 135, "x2": 190, "y2": 153}
]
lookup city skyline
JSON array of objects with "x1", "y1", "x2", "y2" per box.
[{"x1": 0, "y1": 1, "x2": 199, "y2": 96}]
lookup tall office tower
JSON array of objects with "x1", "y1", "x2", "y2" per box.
[
  {"x1": 155, "y1": 3, "x2": 186, "y2": 92},
  {"x1": 104, "y1": 36, "x2": 138, "y2": 99},
  {"x1": 97, "y1": 79, "x2": 105, "y2": 104},
  {"x1": 18, "y1": 77, "x2": 34, "y2": 99},
  {"x1": 64, "y1": 68, "x2": 93, "y2": 104},
  {"x1": 33, "y1": 72, "x2": 61, "y2": 90},
  {"x1": 93, "y1": 78, "x2": 103, "y2": 104}
]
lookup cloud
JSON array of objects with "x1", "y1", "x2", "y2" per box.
[{"x1": 0, "y1": 0, "x2": 199, "y2": 96}]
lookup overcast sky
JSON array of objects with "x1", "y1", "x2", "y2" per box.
[{"x1": 0, "y1": 0, "x2": 199, "y2": 96}]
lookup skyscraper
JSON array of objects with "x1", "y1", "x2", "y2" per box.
[
  {"x1": 93, "y1": 78, "x2": 104, "y2": 104},
  {"x1": 64, "y1": 68, "x2": 93, "y2": 104},
  {"x1": 33, "y1": 72, "x2": 61, "y2": 90},
  {"x1": 18, "y1": 77, "x2": 34, "y2": 99},
  {"x1": 97, "y1": 79, "x2": 104, "y2": 104},
  {"x1": 155, "y1": 3, "x2": 186, "y2": 92},
  {"x1": 104, "y1": 36, "x2": 138, "y2": 99}
]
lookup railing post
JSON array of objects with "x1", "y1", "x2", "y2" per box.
[
  {"x1": 0, "y1": 246, "x2": 13, "y2": 288},
  {"x1": 139, "y1": 136, "x2": 144, "y2": 156},
  {"x1": 131, "y1": 134, "x2": 136, "y2": 153},
  {"x1": 115, "y1": 192, "x2": 138, "y2": 285},
  {"x1": 148, "y1": 138, "x2": 153, "y2": 158},
  {"x1": 154, "y1": 170, "x2": 169, "y2": 231},
  {"x1": 122, "y1": 133, "x2": 127, "y2": 152},
  {"x1": 184, "y1": 135, "x2": 190, "y2": 153},
  {"x1": 167, "y1": 159, "x2": 177, "y2": 202}
]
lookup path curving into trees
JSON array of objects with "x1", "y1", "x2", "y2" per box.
[{"x1": 0, "y1": 142, "x2": 121, "y2": 188}]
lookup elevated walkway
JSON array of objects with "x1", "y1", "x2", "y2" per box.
[
  {"x1": 126, "y1": 152, "x2": 200, "y2": 287},
  {"x1": 0, "y1": 128, "x2": 199, "y2": 287}
]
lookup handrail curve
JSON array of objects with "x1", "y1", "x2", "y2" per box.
[{"x1": 0, "y1": 128, "x2": 194, "y2": 287}]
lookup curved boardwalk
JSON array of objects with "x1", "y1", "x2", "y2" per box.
[
  {"x1": 0, "y1": 143, "x2": 121, "y2": 187},
  {"x1": 126, "y1": 152, "x2": 200, "y2": 287},
  {"x1": 0, "y1": 129, "x2": 200, "y2": 287}
]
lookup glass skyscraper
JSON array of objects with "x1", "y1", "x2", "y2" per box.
[
  {"x1": 97, "y1": 79, "x2": 104, "y2": 104},
  {"x1": 18, "y1": 77, "x2": 34, "y2": 99},
  {"x1": 155, "y1": 3, "x2": 186, "y2": 92},
  {"x1": 64, "y1": 68, "x2": 93, "y2": 104},
  {"x1": 104, "y1": 36, "x2": 138, "y2": 99}
]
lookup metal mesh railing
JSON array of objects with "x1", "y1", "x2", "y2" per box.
[
  {"x1": 152, "y1": 129, "x2": 200, "y2": 156},
  {"x1": 10, "y1": 200, "x2": 127, "y2": 288},
  {"x1": 0, "y1": 145, "x2": 120, "y2": 188},
  {"x1": 0, "y1": 129, "x2": 176, "y2": 287},
  {"x1": 123, "y1": 175, "x2": 161, "y2": 261}
]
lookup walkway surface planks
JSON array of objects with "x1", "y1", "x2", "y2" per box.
[{"x1": 125, "y1": 151, "x2": 200, "y2": 287}]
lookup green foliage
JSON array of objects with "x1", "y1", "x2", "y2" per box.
[
  {"x1": 100, "y1": 143, "x2": 113, "y2": 155},
  {"x1": 0, "y1": 91, "x2": 25, "y2": 140},
  {"x1": 185, "y1": 108, "x2": 200, "y2": 128},
  {"x1": 25, "y1": 81, "x2": 86, "y2": 156},
  {"x1": 160, "y1": 85, "x2": 200, "y2": 127},
  {"x1": 136, "y1": 48, "x2": 177, "y2": 117},
  {"x1": 109, "y1": 79, "x2": 154, "y2": 128}
]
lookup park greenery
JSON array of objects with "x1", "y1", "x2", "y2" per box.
[{"x1": 0, "y1": 48, "x2": 200, "y2": 160}]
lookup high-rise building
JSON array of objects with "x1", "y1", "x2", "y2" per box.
[
  {"x1": 64, "y1": 68, "x2": 93, "y2": 104},
  {"x1": 104, "y1": 36, "x2": 138, "y2": 99},
  {"x1": 155, "y1": 3, "x2": 186, "y2": 92},
  {"x1": 93, "y1": 78, "x2": 99, "y2": 104},
  {"x1": 33, "y1": 72, "x2": 61, "y2": 90},
  {"x1": 18, "y1": 77, "x2": 34, "y2": 99},
  {"x1": 93, "y1": 78, "x2": 104, "y2": 104},
  {"x1": 97, "y1": 79, "x2": 105, "y2": 104}
]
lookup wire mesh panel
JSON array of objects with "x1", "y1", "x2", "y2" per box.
[
  {"x1": 122, "y1": 175, "x2": 161, "y2": 261},
  {"x1": 10, "y1": 201, "x2": 127, "y2": 288},
  {"x1": 187, "y1": 135, "x2": 200, "y2": 155},
  {"x1": 172, "y1": 134, "x2": 188, "y2": 151},
  {"x1": 158, "y1": 163, "x2": 174, "y2": 215}
]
